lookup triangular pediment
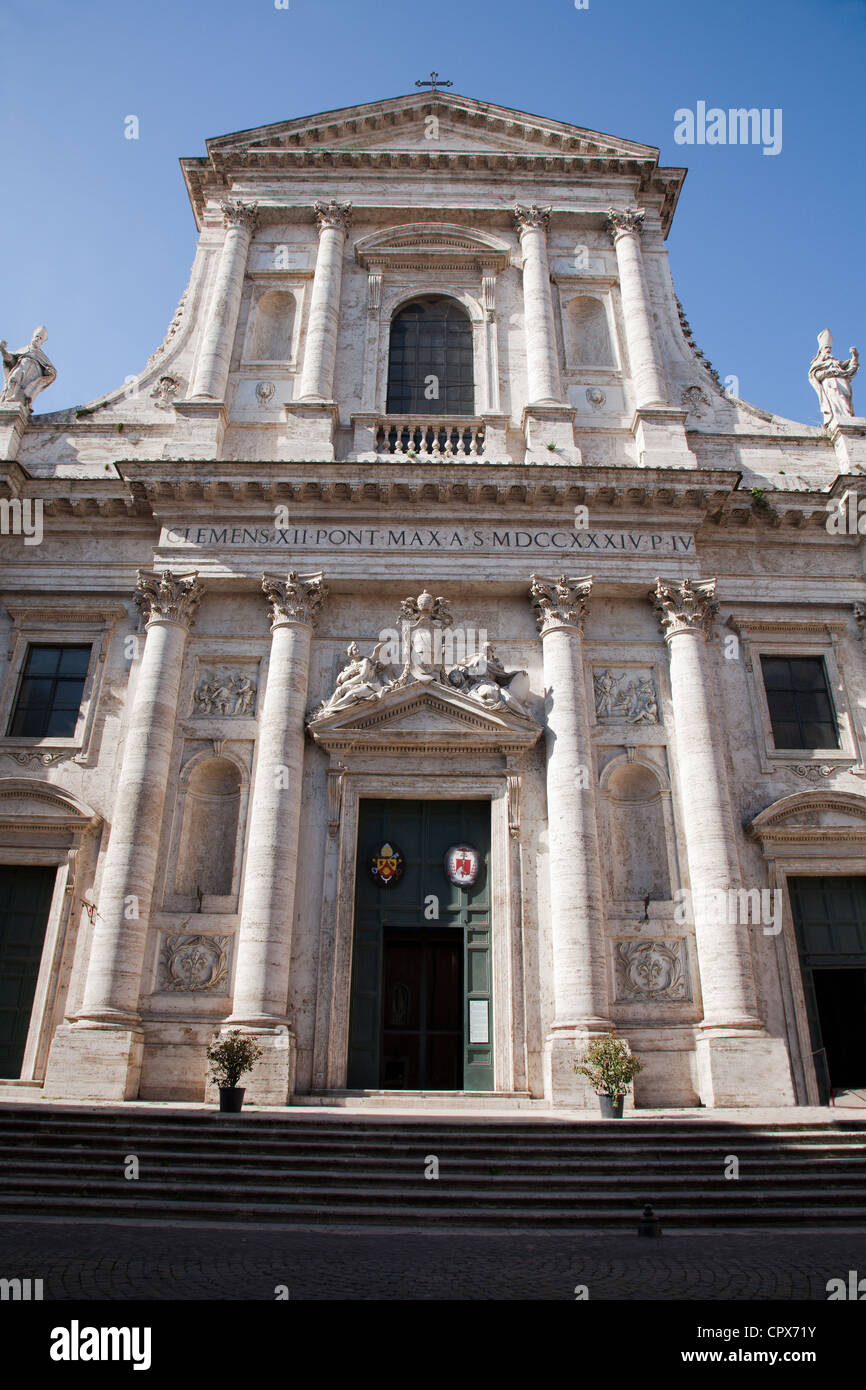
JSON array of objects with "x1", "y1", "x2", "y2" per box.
[
  {"x1": 199, "y1": 92, "x2": 658, "y2": 163},
  {"x1": 182, "y1": 92, "x2": 684, "y2": 232},
  {"x1": 307, "y1": 678, "x2": 542, "y2": 755}
]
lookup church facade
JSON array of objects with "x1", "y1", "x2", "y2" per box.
[{"x1": 1, "y1": 90, "x2": 865, "y2": 1110}]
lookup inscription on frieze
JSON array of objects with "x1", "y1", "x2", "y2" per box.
[{"x1": 161, "y1": 525, "x2": 695, "y2": 555}]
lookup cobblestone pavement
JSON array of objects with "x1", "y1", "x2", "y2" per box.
[{"x1": 2, "y1": 1218, "x2": 865, "y2": 1300}]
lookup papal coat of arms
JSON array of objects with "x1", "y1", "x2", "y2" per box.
[
  {"x1": 445, "y1": 844, "x2": 480, "y2": 886},
  {"x1": 370, "y1": 841, "x2": 404, "y2": 886}
]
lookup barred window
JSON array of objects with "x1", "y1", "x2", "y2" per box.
[{"x1": 386, "y1": 297, "x2": 474, "y2": 416}]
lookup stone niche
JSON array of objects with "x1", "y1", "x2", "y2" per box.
[
  {"x1": 163, "y1": 750, "x2": 249, "y2": 913},
  {"x1": 601, "y1": 756, "x2": 672, "y2": 903}
]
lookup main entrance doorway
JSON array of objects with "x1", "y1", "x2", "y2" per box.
[
  {"x1": 0, "y1": 865, "x2": 56, "y2": 1076},
  {"x1": 788, "y1": 875, "x2": 866, "y2": 1102},
  {"x1": 347, "y1": 799, "x2": 492, "y2": 1091}
]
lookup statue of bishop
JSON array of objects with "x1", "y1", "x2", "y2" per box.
[
  {"x1": 808, "y1": 329, "x2": 859, "y2": 427},
  {"x1": 0, "y1": 326, "x2": 57, "y2": 409}
]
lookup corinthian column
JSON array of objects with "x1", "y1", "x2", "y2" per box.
[
  {"x1": 529, "y1": 574, "x2": 612, "y2": 1106},
  {"x1": 298, "y1": 201, "x2": 352, "y2": 401},
  {"x1": 606, "y1": 208, "x2": 667, "y2": 410},
  {"x1": 514, "y1": 205, "x2": 561, "y2": 405},
  {"x1": 651, "y1": 578, "x2": 794, "y2": 1106},
  {"x1": 227, "y1": 570, "x2": 328, "y2": 1104},
  {"x1": 45, "y1": 571, "x2": 205, "y2": 1100},
  {"x1": 190, "y1": 200, "x2": 258, "y2": 401}
]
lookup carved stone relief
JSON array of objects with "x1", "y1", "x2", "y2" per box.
[
  {"x1": 158, "y1": 932, "x2": 231, "y2": 993},
  {"x1": 150, "y1": 375, "x2": 182, "y2": 410},
  {"x1": 193, "y1": 668, "x2": 257, "y2": 717},
  {"x1": 681, "y1": 385, "x2": 711, "y2": 419},
  {"x1": 614, "y1": 938, "x2": 691, "y2": 1002},
  {"x1": 594, "y1": 668, "x2": 659, "y2": 723},
  {"x1": 309, "y1": 590, "x2": 534, "y2": 723}
]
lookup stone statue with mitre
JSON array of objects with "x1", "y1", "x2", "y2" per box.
[
  {"x1": 0, "y1": 326, "x2": 57, "y2": 409},
  {"x1": 808, "y1": 329, "x2": 859, "y2": 427}
]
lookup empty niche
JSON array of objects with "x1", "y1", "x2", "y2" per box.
[
  {"x1": 174, "y1": 757, "x2": 241, "y2": 898},
  {"x1": 605, "y1": 760, "x2": 671, "y2": 902},
  {"x1": 568, "y1": 296, "x2": 614, "y2": 367},
  {"x1": 248, "y1": 289, "x2": 295, "y2": 362}
]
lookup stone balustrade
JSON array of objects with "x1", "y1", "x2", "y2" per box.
[{"x1": 375, "y1": 418, "x2": 486, "y2": 459}]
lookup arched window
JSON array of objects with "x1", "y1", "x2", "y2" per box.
[
  {"x1": 568, "y1": 296, "x2": 614, "y2": 367},
  {"x1": 248, "y1": 290, "x2": 295, "y2": 362},
  {"x1": 386, "y1": 297, "x2": 474, "y2": 415}
]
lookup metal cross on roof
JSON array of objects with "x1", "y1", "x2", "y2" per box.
[{"x1": 415, "y1": 71, "x2": 453, "y2": 92}]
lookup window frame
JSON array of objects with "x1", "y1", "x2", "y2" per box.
[
  {"x1": 0, "y1": 605, "x2": 125, "y2": 763},
  {"x1": 732, "y1": 618, "x2": 860, "y2": 773}
]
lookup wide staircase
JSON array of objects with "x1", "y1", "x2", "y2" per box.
[{"x1": 1, "y1": 1105, "x2": 865, "y2": 1228}]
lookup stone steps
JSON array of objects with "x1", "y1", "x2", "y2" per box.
[{"x1": 2, "y1": 1104, "x2": 865, "y2": 1228}]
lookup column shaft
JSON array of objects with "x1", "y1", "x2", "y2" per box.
[
  {"x1": 529, "y1": 577, "x2": 612, "y2": 1051},
  {"x1": 231, "y1": 619, "x2": 312, "y2": 1022},
  {"x1": 608, "y1": 209, "x2": 667, "y2": 409},
  {"x1": 81, "y1": 572, "x2": 204, "y2": 1021},
  {"x1": 190, "y1": 201, "x2": 257, "y2": 401},
  {"x1": 298, "y1": 202, "x2": 351, "y2": 401},
  {"x1": 515, "y1": 206, "x2": 562, "y2": 405},
  {"x1": 652, "y1": 579, "x2": 760, "y2": 1027}
]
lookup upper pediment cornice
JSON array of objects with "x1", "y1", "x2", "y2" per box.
[{"x1": 180, "y1": 92, "x2": 685, "y2": 232}]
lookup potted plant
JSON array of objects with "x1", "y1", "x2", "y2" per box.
[
  {"x1": 575, "y1": 1034, "x2": 643, "y2": 1118},
  {"x1": 207, "y1": 1029, "x2": 263, "y2": 1113}
]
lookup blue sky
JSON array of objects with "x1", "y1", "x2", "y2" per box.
[{"x1": 2, "y1": 0, "x2": 863, "y2": 423}]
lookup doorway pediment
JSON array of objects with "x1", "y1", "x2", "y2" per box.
[
  {"x1": 307, "y1": 680, "x2": 542, "y2": 756},
  {"x1": 748, "y1": 791, "x2": 866, "y2": 850}
]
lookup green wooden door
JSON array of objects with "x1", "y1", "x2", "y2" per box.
[
  {"x1": 347, "y1": 799, "x2": 493, "y2": 1091},
  {"x1": 0, "y1": 866, "x2": 56, "y2": 1076},
  {"x1": 788, "y1": 875, "x2": 866, "y2": 1101}
]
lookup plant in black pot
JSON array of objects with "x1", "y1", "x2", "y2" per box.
[
  {"x1": 207, "y1": 1030, "x2": 263, "y2": 1113},
  {"x1": 574, "y1": 1034, "x2": 643, "y2": 1118}
]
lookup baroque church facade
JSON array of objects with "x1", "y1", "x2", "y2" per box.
[{"x1": 1, "y1": 90, "x2": 865, "y2": 1110}]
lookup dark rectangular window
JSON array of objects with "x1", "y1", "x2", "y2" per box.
[
  {"x1": 760, "y1": 655, "x2": 839, "y2": 750},
  {"x1": 8, "y1": 644, "x2": 91, "y2": 738}
]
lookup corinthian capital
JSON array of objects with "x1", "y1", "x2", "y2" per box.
[
  {"x1": 262, "y1": 571, "x2": 328, "y2": 629},
  {"x1": 134, "y1": 570, "x2": 205, "y2": 629},
  {"x1": 529, "y1": 574, "x2": 592, "y2": 633},
  {"x1": 650, "y1": 577, "x2": 718, "y2": 639},
  {"x1": 314, "y1": 200, "x2": 352, "y2": 233},
  {"x1": 220, "y1": 200, "x2": 259, "y2": 233},
  {"x1": 606, "y1": 207, "x2": 646, "y2": 242},
  {"x1": 514, "y1": 204, "x2": 552, "y2": 234}
]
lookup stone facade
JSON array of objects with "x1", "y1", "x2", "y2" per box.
[{"x1": 2, "y1": 91, "x2": 865, "y2": 1108}]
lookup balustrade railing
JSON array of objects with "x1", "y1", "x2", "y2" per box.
[{"x1": 375, "y1": 418, "x2": 486, "y2": 459}]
